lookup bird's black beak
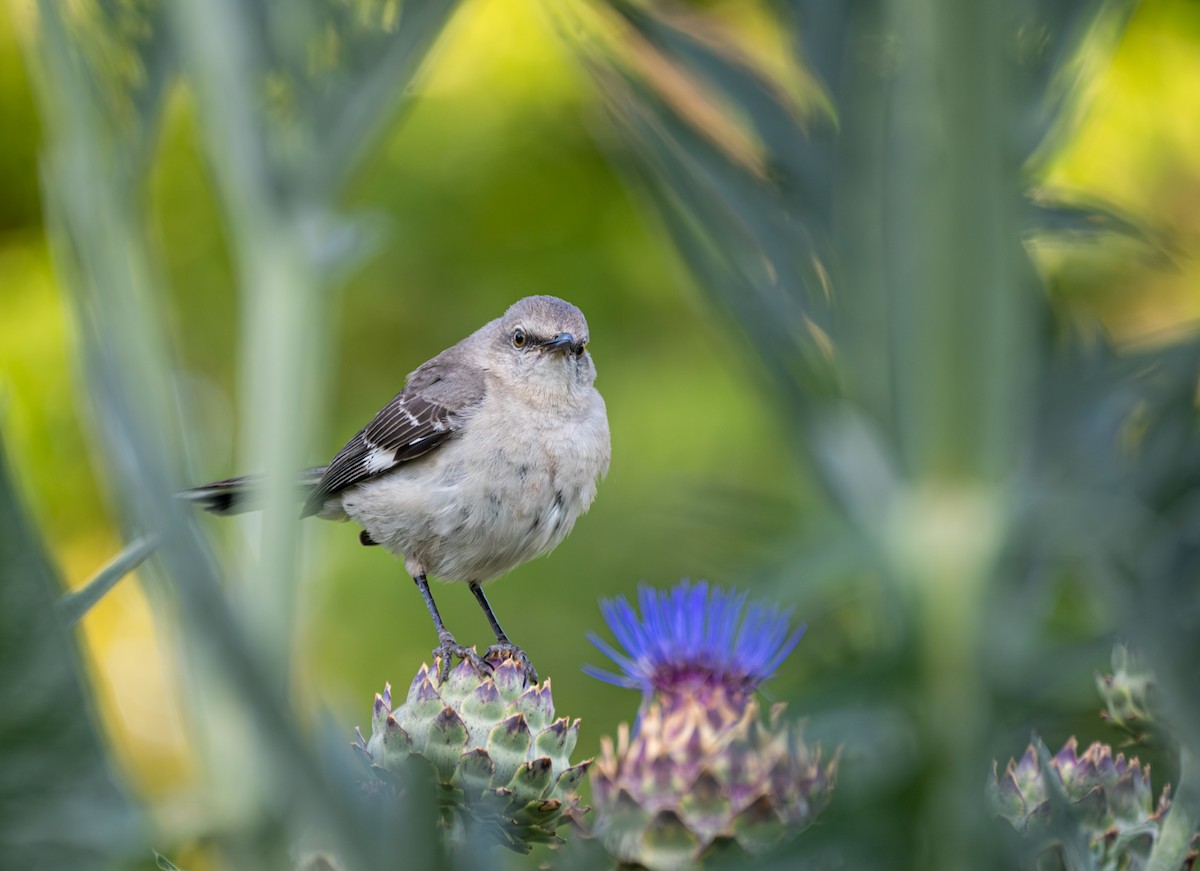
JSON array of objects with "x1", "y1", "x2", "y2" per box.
[{"x1": 543, "y1": 332, "x2": 581, "y2": 354}]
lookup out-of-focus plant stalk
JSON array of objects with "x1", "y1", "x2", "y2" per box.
[
  {"x1": 26, "y1": 0, "x2": 483, "y2": 865},
  {"x1": 169, "y1": 0, "x2": 325, "y2": 692},
  {"x1": 32, "y1": 0, "x2": 287, "y2": 851},
  {"x1": 880, "y1": 0, "x2": 1029, "y2": 866},
  {"x1": 58, "y1": 534, "x2": 159, "y2": 625},
  {"x1": 884, "y1": 0, "x2": 1026, "y2": 481},
  {"x1": 891, "y1": 487, "x2": 1001, "y2": 868},
  {"x1": 1146, "y1": 746, "x2": 1200, "y2": 871}
]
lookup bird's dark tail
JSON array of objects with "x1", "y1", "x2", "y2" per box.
[{"x1": 177, "y1": 468, "x2": 327, "y2": 516}]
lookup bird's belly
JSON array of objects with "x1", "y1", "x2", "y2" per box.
[{"x1": 339, "y1": 418, "x2": 603, "y2": 582}]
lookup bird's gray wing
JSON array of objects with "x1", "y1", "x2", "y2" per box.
[{"x1": 300, "y1": 351, "x2": 487, "y2": 517}]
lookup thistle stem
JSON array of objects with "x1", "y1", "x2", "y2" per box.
[
  {"x1": 57, "y1": 534, "x2": 158, "y2": 624},
  {"x1": 904, "y1": 486, "x2": 997, "y2": 871},
  {"x1": 1147, "y1": 745, "x2": 1199, "y2": 871}
]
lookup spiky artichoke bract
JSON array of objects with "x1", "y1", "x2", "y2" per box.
[
  {"x1": 587, "y1": 581, "x2": 837, "y2": 870},
  {"x1": 1096, "y1": 644, "x2": 1159, "y2": 747},
  {"x1": 989, "y1": 737, "x2": 1175, "y2": 870},
  {"x1": 354, "y1": 651, "x2": 590, "y2": 853}
]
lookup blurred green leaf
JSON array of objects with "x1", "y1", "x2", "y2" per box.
[
  {"x1": 55, "y1": 0, "x2": 175, "y2": 172},
  {"x1": 1145, "y1": 747, "x2": 1200, "y2": 871},
  {"x1": 591, "y1": 67, "x2": 839, "y2": 412},
  {"x1": 312, "y1": 0, "x2": 461, "y2": 195},
  {"x1": 611, "y1": 0, "x2": 836, "y2": 214},
  {"x1": 170, "y1": 0, "x2": 461, "y2": 201},
  {"x1": 780, "y1": 0, "x2": 858, "y2": 100},
  {"x1": 563, "y1": 1, "x2": 1193, "y2": 868},
  {"x1": 0, "y1": 432, "x2": 141, "y2": 869},
  {"x1": 583, "y1": 3, "x2": 839, "y2": 409},
  {"x1": 1032, "y1": 736, "x2": 1101, "y2": 871},
  {"x1": 1013, "y1": 0, "x2": 1140, "y2": 162},
  {"x1": 25, "y1": 0, "x2": 466, "y2": 867},
  {"x1": 1023, "y1": 194, "x2": 1175, "y2": 265}
]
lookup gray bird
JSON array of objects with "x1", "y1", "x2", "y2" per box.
[{"x1": 182, "y1": 295, "x2": 611, "y2": 682}]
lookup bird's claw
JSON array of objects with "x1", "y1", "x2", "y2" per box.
[
  {"x1": 434, "y1": 636, "x2": 490, "y2": 682},
  {"x1": 485, "y1": 641, "x2": 539, "y2": 685}
]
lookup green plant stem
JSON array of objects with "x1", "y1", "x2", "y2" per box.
[
  {"x1": 58, "y1": 534, "x2": 158, "y2": 625},
  {"x1": 880, "y1": 0, "x2": 1027, "y2": 865},
  {"x1": 168, "y1": 0, "x2": 325, "y2": 692},
  {"x1": 896, "y1": 486, "x2": 1000, "y2": 870},
  {"x1": 1147, "y1": 746, "x2": 1199, "y2": 871}
]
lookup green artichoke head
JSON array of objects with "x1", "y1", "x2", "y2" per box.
[
  {"x1": 989, "y1": 737, "x2": 1173, "y2": 869},
  {"x1": 354, "y1": 651, "x2": 591, "y2": 853}
]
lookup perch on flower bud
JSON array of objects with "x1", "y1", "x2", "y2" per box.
[
  {"x1": 353, "y1": 649, "x2": 590, "y2": 853},
  {"x1": 586, "y1": 580, "x2": 836, "y2": 870}
]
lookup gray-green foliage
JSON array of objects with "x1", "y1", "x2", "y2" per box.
[
  {"x1": 991, "y1": 736, "x2": 1176, "y2": 871},
  {"x1": 17, "y1": 0, "x2": 465, "y2": 868},
  {"x1": 990, "y1": 646, "x2": 1200, "y2": 869},
  {"x1": 0, "y1": 439, "x2": 140, "y2": 869},
  {"x1": 560, "y1": 0, "x2": 1200, "y2": 868}
]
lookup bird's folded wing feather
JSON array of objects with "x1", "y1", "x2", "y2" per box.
[{"x1": 300, "y1": 352, "x2": 487, "y2": 517}]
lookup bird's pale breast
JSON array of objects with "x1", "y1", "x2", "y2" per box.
[{"x1": 338, "y1": 390, "x2": 610, "y2": 583}]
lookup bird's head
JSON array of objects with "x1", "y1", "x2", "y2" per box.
[{"x1": 492, "y1": 295, "x2": 597, "y2": 398}]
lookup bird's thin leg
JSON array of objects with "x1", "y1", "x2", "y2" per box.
[
  {"x1": 413, "y1": 573, "x2": 487, "y2": 680},
  {"x1": 470, "y1": 581, "x2": 537, "y2": 684},
  {"x1": 470, "y1": 580, "x2": 510, "y2": 643}
]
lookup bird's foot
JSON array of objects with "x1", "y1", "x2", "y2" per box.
[
  {"x1": 484, "y1": 641, "x2": 539, "y2": 685},
  {"x1": 434, "y1": 634, "x2": 490, "y2": 682}
]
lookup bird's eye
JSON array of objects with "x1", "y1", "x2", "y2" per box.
[
  {"x1": 574, "y1": 343, "x2": 586, "y2": 358},
  {"x1": 513, "y1": 329, "x2": 527, "y2": 349}
]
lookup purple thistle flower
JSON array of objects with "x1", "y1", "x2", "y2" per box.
[
  {"x1": 585, "y1": 580, "x2": 805, "y2": 703},
  {"x1": 587, "y1": 582, "x2": 833, "y2": 867}
]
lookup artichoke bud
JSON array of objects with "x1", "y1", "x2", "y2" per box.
[
  {"x1": 989, "y1": 736, "x2": 1174, "y2": 868},
  {"x1": 592, "y1": 695, "x2": 837, "y2": 869},
  {"x1": 1096, "y1": 644, "x2": 1159, "y2": 747},
  {"x1": 354, "y1": 651, "x2": 590, "y2": 853}
]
